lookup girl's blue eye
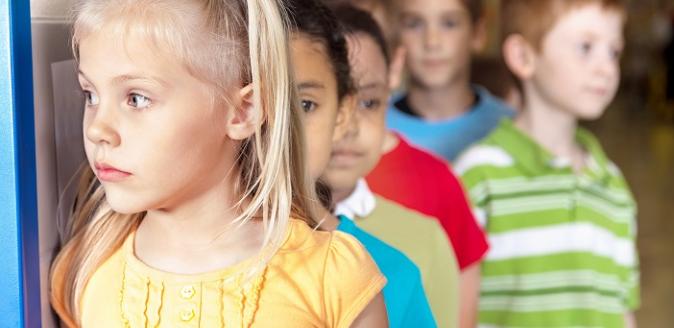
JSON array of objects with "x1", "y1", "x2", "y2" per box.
[
  {"x1": 83, "y1": 90, "x2": 99, "y2": 106},
  {"x1": 128, "y1": 93, "x2": 152, "y2": 109},
  {"x1": 301, "y1": 99, "x2": 318, "y2": 113}
]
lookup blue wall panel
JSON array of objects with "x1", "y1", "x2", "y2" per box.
[{"x1": 1, "y1": 0, "x2": 41, "y2": 326}]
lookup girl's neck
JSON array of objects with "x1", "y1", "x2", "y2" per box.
[
  {"x1": 407, "y1": 79, "x2": 474, "y2": 122},
  {"x1": 382, "y1": 131, "x2": 400, "y2": 154},
  {"x1": 331, "y1": 184, "x2": 356, "y2": 205},
  {"x1": 315, "y1": 205, "x2": 340, "y2": 231},
  {"x1": 135, "y1": 180, "x2": 265, "y2": 275},
  {"x1": 515, "y1": 90, "x2": 585, "y2": 172}
]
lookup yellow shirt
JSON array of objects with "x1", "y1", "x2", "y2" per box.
[{"x1": 80, "y1": 219, "x2": 386, "y2": 327}]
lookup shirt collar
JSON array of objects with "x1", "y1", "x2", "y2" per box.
[
  {"x1": 494, "y1": 119, "x2": 612, "y2": 181},
  {"x1": 334, "y1": 179, "x2": 377, "y2": 220}
]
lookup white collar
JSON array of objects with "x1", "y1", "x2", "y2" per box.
[{"x1": 334, "y1": 179, "x2": 377, "y2": 220}]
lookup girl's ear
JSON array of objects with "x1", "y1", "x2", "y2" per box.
[
  {"x1": 502, "y1": 34, "x2": 537, "y2": 81},
  {"x1": 225, "y1": 84, "x2": 260, "y2": 140}
]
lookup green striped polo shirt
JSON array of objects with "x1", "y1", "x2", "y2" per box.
[{"x1": 455, "y1": 119, "x2": 639, "y2": 328}]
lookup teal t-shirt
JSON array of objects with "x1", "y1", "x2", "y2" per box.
[{"x1": 337, "y1": 216, "x2": 436, "y2": 328}]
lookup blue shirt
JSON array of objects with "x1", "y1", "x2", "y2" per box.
[
  {"x1": 337, "y1": 216, "x2": 436, "y2": 328},
  {"x1": 387, "y1": 86, "x2": 515, "y2": 162}
]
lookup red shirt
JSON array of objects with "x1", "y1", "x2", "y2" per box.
[{"x1": 366, "y1": 134, "x2": 489, "y2": 270}]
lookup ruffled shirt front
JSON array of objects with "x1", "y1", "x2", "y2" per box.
[{"x1": 80, "y1": 218, "x2": 386, "y2": 327}]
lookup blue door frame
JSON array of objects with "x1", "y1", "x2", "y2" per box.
[{"x1": 1, "y1": 0, "x2": 41, "y2": 327}]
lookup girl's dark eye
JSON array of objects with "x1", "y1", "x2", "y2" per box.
[
  {"x1": 83, "y1": 90, "x2": 99, "y2": 106},
  {"x1": 402, "y1": 18, "x2": 423, "y2": 30},
  {"x1": 359, "y1": 98, "x2": 381, "y2": 110},
  {"x1": 579, "y1": 42, "x2": 593, "y2": 55},
  {"x1": 301, "y1": 99, "x2": 318, "y2": 113},
  {"x1": 128, "y1": 93, "x2": 152, "y2": 109}
]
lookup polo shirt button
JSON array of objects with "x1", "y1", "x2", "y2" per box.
[
  {"x1": 179, "y1": 308, "x2": 195, "y2": 322},
  {"x1": 180, "y1": 285, "x2": 195, "y2": 299}
]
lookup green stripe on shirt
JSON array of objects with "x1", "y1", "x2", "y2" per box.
[{"x1": 456, "y1": 119, "x2": 639, "y2": 327}]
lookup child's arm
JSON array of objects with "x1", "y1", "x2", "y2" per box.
[
  {"x1": 459, "y1": 263, "x2": 480, "y2": 328},
  {"x1": 624, "y1": 312, "x2": 636, "y2": 328},
  {"x1": 350, "y1": 293, "x2": 389, "y2": 328}
]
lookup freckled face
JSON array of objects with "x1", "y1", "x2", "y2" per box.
[{"x1": 528, "y1": 4, "x2": 624, "y2": 119}]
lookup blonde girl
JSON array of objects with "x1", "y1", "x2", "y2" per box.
[{"x1": 50, "y1": 0, "x2": 387, "y2": 326}]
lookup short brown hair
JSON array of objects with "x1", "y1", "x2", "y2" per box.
[
  {"x1": 327, "y1": 0, "x2": 401, "y2": 47},
  {"x1": 462, "y1": 0, "x2": 484, "y2": 23},
  {"x1": 501, "y1": 0, "x2": 625, "y2": 50}
]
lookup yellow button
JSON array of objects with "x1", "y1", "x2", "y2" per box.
[
  {"x1": 179, "y1": 308, "x2": 195, "y2": 322},
  {"x1": 180, "y1": 285, "x2": 195, "y2": 299}
]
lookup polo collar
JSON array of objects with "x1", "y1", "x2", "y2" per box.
[{"x1": 334, "y1": 179, "x2": 377, "y2": 220}]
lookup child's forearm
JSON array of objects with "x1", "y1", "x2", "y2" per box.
[
  {"x1": 625, "y1": 312, "x2": 637, "y2": 328},
  {"x1": 459, "y1": 263, "x2": 481, "y2": 328}
]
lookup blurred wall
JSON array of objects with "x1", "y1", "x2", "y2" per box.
[{"x1": 30, "y1": 1, "x2": 77, "y2": 326}]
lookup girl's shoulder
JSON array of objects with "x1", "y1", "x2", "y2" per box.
[
  {"x1": 275, "y1": 218, "x2": 384, "y2": 279},
  {"x1": 268, "y1": 218, "x2": 386, "y2": 326}
]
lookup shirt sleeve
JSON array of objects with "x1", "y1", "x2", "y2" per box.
[
  {"x1": 399, "y1": 266, "x2": 438, "y2": 328},
  {"x1": 444, "y1": 163, "x2": 490, "y2": 269},
  {"x1": 455, "y1": 154, "x2": 492, "y2": 231},
  {"x1": 610, "y1": 165, "x2": 641, "y2": 311},
  {"x1": 322, "y1": 231, "x2": 387, "y2": 328},
  {"x1": 625, "y1": 215, "x2": 640, "y2": 310}
]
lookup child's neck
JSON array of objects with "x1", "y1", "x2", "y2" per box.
[
  {"x1": 515, "y1": 92, "x2": 586, "y2": 172},
  {"x1": 331, "y1": 184, "x2": 356, "y2": 205},
  {"x1": 407, "y1": 80, "x2": 474, "y2": 122},
  {"x1": 315, "y1": 205, "x2": 340, "y2": 231},
  {"x1": 382, "y1": 131, "x2": 400, "y2": 154},
  {"x1": 135, "y1": 184, "x2": 264, "y2": 275}
]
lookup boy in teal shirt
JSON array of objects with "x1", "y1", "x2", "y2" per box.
[{"x1": 456, "y1": 1, "x2": 639, "y2": 326}]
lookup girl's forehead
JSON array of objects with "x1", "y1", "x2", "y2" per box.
[{"x1": 78, "y1": 31, "x2": 194, "y2": 87}]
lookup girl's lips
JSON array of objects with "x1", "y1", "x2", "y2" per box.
[
  {"x1": 95, "y1": 163, "x2": 132, "y2": 182},
  {"x1": 332, "y1": 149, "x2": 363, "y2": 157},
  {"x1": 330, "y1": 149, "x2": 365, "y2": 168}
]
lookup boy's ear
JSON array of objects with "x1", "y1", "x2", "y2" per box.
[
  {"x1": 225, "y1": 83, "x2": 260, "y2": 140},
  {"x1": 471, "y1": 18, "x2": 488, "y2": 53},
  {"x1": 388, "y1": 46, "x2": 406, "y2": 90},
  {"x1": 502, "y1": 34, "x2": 537, "y2": 81}
]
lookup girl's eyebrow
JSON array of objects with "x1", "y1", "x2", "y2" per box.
[
  {"x1": 111, "y1": 74, "x2": 170, "y2": 88},
  {"x1": 298, "y1": 80, "x2": 325, "y2": 90},
  {"x1": 357, "y1": 81, "x2": 386, "y2": 92},
  {"x1": 77, "y1": 69, "x2": 170, "y2": 88}
]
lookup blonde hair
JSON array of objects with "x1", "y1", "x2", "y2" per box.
[{"x1": 50, "y1": 0, "x2": 316, "y2": 326}]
